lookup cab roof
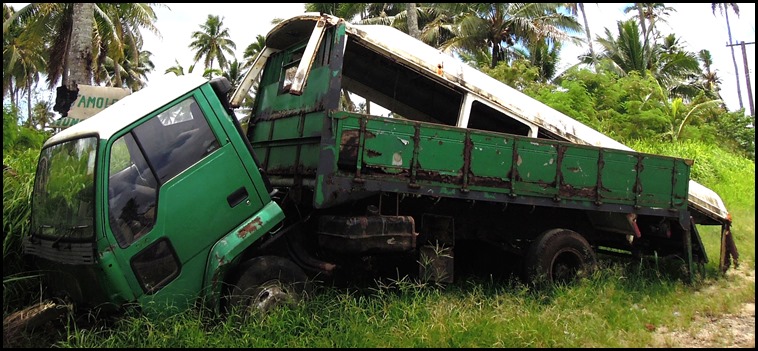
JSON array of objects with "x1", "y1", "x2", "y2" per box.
[{"x1": 44, "y1": 75, "x2": 208, "y2": 147}]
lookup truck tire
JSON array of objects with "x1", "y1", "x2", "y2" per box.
[
  {"x1": 226, "y1": 255, "x2": 309, "y2": 315},
  {"x1": 522, "y1": 228, "x2": 596, "y2": 288}
]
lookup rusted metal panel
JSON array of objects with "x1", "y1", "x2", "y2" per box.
[{"x1": 317, "y1": 215, "x2": 417, "y2": 254}]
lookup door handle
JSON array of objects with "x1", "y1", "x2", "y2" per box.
[{"x1": 227, "y1": 186, "x2": 249, "y2": 207}]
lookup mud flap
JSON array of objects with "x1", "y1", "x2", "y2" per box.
[{"x1": 719, "y1": 223, "x2": 739, "y2": 273}]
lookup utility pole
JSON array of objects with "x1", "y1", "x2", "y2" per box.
[{"x1": 727, "y1": 41, "x2": 755, "y2": 117}]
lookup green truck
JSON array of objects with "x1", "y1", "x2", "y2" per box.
[{"x1": 21, "y1": 13, "x2": 738, "y2": 319}]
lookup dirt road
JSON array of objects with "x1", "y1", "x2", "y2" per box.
[{"x1": 652, "y1": 266, "x2": 755, "y2": 348}]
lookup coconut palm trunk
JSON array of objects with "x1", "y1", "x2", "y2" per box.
[
  {"x1": 578, "y1": 3, "x2": 595, "y2": 65},
  {"x1": 407, "y1": 3, "x2": 420, "y2": 39},
  {"x1": 712, "y1": 3, "x2": 743, "y2": 110},
  {"x1": 723, "y1": 9, "x2": 743, "y2": 110},
  {"x1": 67, "y1": 3, "x2": 95, "y2": 90}
]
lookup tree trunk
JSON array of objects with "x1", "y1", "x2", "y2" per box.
[
  {"x1": 407, "y1": 3, "x2": 420, "y2": 39},
  {"x1": 636, "y1": 3, "x2": 647, "y2": 39},
  {"x1": 579, "y1": 3, "x2": 596, "y2": 69},
  {"x1": 67, "y1": 3, "x2": 95, "y2": 90},
  {"x1": 26, "y1": 78, "x2": 32, "y2": 128},
  {"x1": 490, "y1": 42, "x2": 501, "y2": 69},
  {"x1": 724, "y1": 10, "x2": 743, "y2": 110},
  {"x1": 114, "y1": 62, "x2": 123, "y2": 88}
]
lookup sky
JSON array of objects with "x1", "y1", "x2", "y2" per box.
[{"x1": 6, "y1": 3, "x2": 756, "y2": 115}]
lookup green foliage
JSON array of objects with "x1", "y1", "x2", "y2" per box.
[
  {"x1": 530, "y1": 76, "x2": 598, "y2": 128},
  {"x1": 3, "y1": 103, "x2": 48, "y2": 153},
  {"x1": 479, "y1": 59, "x2": 542, "y2": 92},
  {"x1": 3, "y1": 103, "x2": 49, "y2": 315},
  {"x1": 3, "y1": 104, "x2": 20, "y2": 150},
  {"x1": 3, "y1": 148, "x2": 44, "y2": 313},
  {"x1": 711, "y1": 109, "x2": 755, "y2": 160},
  {"x1": 530, "y1": 65, "x2": 754, "y2": 158}
]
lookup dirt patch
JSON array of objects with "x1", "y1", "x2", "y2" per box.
[{"x1": 652, "y1": 266, "x2": 755, "y2": 348}]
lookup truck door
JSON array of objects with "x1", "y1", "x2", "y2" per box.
[{"x1": 105, "y1": 92, "x2": 267, "y2": 312}]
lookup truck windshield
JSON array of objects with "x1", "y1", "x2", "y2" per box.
[{"x1": 31, "y1": 137, "x2": 97, "y2": 241}]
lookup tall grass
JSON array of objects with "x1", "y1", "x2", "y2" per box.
[
  {"x1": 3, "y1": 148, "x2": 46, "y2": 313},
  {"x1": 47, "y1": 262, "x2": 755, "y2": 348}
]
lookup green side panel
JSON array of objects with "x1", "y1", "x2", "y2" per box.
[
  {"x1": 637, "y1": 156, "x2": 687, "y2": 209},
  {"x1": 559, "y1": 146, "x2": 600, "y2": 200},
  {"x1": 417, "y1": 127, "x2": 464, "y2": 180},
  {"x1": 321, "y1": 112, "x2": 690, "y2": 211},
  {"x1": 250, "y1": 121, "x2": 273, "y2": 166},
  {"x1": 362, "y1": 118, "x2": 416, "y2": 174},
  {"x1": 672, "y1": 159, "x2": 690, "y2": 208},
  {"x1": 513, "y1": 139, "x2": 558, "y2": 198},
  {"x1": 469, "y1": 132, "x2": 514, "y2": 187},
  {"x1": 299, "y1": 113, "x2": 324, "y2": 171},
  {"x1": 249, "y1": 112, "x2": 325, "y2": 175},
  {"x1": 257, "y1": 65, "x2": 331, "y2": 113},
  {"x1": 303, "y1": 111, "x2": 325, "y2": 137},
  {"x1": 266, "y1": 117, "x2": 300, "y2": 173},
  {"x1": 599, "y1": 152, "x2": 638, "y2": 204}
]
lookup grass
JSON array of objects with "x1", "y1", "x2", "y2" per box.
[
  {"x1": 29, "y1": 259, "x2": 753, "y2": 348},
  {"x1": 4, "y1": 140, "x2": 755, "y2": 348}
]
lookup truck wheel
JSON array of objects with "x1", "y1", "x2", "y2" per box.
[
  {"x1": 227, "y1": 255, "x2": 309, "y2": 315},
  {"x1": 523, "y1": 228, "x2": 596, "y2": 287}
]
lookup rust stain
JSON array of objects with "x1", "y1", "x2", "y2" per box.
[{"x1": 238, "y1": 217, "x2": 264, "y2": 239}]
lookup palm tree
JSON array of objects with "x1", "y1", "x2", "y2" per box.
[
  {"x1": 222, "y1": 59, "x2": 249, "y2": 105},
  {"x1": 242, "y1": 35, "x2": 266, "y2": 70},
  {"x1": 165, "y1": 59, "x2": 195, "y2": 76},
  {"x1": 524, "y1": 39, "x2": 562, "y2": 82},
  {"x1": 437, "y1": 3, "x2": 582, "y2": 68},
  {"x1": 661, "y1": 96, "x2": 723, "y2": 142},
  {"x1": 304, "y1": 3, "x2": 370, "y2": 20},
  {"x1": 125, "y1": 49, "x2": 156, "y2": 91},
  {"x1": 696, "y1": 49, "x2": 722, "y2": 100},
  {"x1": 655, "y1": 33, "x2": 700, "y2": 99},
  {"x1": 565, "y1": 3, "x2": 596, "y2": 68},
  {"x1": 29, "y1": 100, "x2": 55, "y2": 131},
  {"x1": 5, "y1": 3, "x2": 161, "y2": 95},
  {"x1": 96, "y1": 46, "x2": 155, "y2": 91},
  {"x1": 406, "y1": 3, "x2": 420, "y2": 39},
  {"x1": 66, "y1": 3, "x2": 95, "y2": 90},
  {"x1": 189, "y1": 14, "x2": 237, "y2": 72},
  {"x1": 594, "y1": 19, "x2": 651, "y2": 75},
  {"x1": 711, "y1": 3, "x2": 742, "y2": 110},
  {"x1": 623, "y1": 3, "x2": 675, "y2": 43},
  {"x1": 165, "y1": 59, "x2": 220, "y2": 79},
  {"x1": 3, "y1": 4, "x2": 47, "y2": 121},
  {"x1": 222, "y1": 59, "x2": 244, "y2": 89},
  {"x1": 93, "y1": 3, "x2": 161, "y2": 89},
  {"x1": 593, "y1": 20, "x2": 699, "y2": 99},
  {"x1": 357, "y1": 5, "x2": 457, "y2": 49}
]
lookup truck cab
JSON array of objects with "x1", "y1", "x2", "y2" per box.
[{"x1": 25, "y1": 76, "x2": 281, "y2": 315}]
